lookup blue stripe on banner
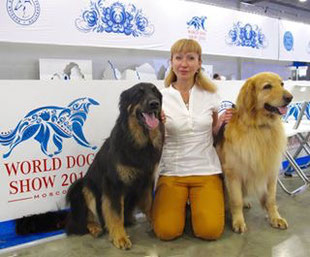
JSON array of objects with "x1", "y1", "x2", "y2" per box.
[{"x1": 0, "y1": 220, "x2": 64, "y2": 250}]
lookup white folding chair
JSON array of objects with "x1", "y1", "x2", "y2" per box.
[
  {"x1": 295, "y1": 119, "x2": 310, "y2": 169},
  {"x1": 278, "y1": 85, "x2": 310, "y2": 195}
]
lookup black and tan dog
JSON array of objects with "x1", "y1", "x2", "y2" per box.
[{"x1": 66, "y1": 83, "x2": 164, "y2": 250}]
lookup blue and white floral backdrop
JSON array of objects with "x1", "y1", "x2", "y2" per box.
[
  {"x1": 0, "y1": 0, "x2": 281, "y2": 60},
  {"x1": 196, "y1": 4, "x2": 278, "y2": 59},
  {"x1": 1, "y1": 0, "x2": 169, "y2": 50}
]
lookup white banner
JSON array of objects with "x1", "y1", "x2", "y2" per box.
[
  {"x1": 0, "y1": 80, "x2": 163, "y2": 222},
  {"x1": 0, "y1": 0, "x2": 279, "y2": 59},
  {"x1": 0, "y1": 0, "x2": 170, "y2": 50},
  {"x1": 181, "y1": 3, "x2": 279, "y2": 59},
  {"x1": 279, "y1": 20, "x2": 310, "y2": 62},
  {"x1": 210, "y1": 7, "x2": 279, "y2": 59}
]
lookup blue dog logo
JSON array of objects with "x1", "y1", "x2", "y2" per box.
[
  {"x1": 6, "y1": 0, "x2": 40, "y2": 26},
  {"x1": 187, "y1": 16, "x2": 207, "y2": 31},
  {"x1": 0, "y1": 98, "x2": 99, "y2": 159}
]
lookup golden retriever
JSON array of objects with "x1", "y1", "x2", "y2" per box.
[{"x1": 217, "y1": 72, "x2": 292, "y2": 233}]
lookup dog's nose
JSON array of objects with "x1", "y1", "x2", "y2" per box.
[
  {"x1": 149, "y1": 99, "x2": 160, "y2": 109},
  {"x1": 283, "y1": 95, "x2": 293, "y2": 104}
]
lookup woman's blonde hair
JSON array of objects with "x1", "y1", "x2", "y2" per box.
[{"x1": 164, "y1": 39, "x2": 216, "y2": 93}]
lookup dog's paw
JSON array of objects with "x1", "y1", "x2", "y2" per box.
[
  {"x1": 232, "y1": 220, "x2": 247, "y2": 233},
  {"x1": 270, "y1": 217, "x2": 288, "y2": 230},
  {"x1": 112, "y1": 235, "x2": 132, "y2": 250},
  {"x1": 87, "y1": 223, "x2": 103, "y2": 238}
]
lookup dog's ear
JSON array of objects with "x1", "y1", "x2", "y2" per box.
[
  {"x1": 236, "y1": 78, "x2": 257, "y2": 114},
  {"x1": 119, "y1": 88, "x2": 131, "y2": 113}
]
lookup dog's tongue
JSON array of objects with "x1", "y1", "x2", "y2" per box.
[
  {"x1": 278, "y1": 106, "x2": 288, "y2": 115},
  {"x1": 142, "y1": 113, "x2": 159, "y2": 129}
]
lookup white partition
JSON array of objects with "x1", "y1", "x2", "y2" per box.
[{"x1": 215, "y1": 80, "x2": 244, "y2": 103}]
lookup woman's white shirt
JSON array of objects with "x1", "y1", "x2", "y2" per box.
[{"x1": 159, "y1": 84, "x2": 222, "y2": 176}]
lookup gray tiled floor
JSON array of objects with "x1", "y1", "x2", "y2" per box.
[{"x1": 1, "y1": 177, "x2": 310, "y2": 257}]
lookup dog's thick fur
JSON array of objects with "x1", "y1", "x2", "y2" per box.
[
  {"x1": 66, "y1": 83, "x2": 164, "y2": 249},
  {"x1": 217, "y1": 72, "x2": 292, "y2": 233}
]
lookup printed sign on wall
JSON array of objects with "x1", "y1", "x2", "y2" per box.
[
  {"x1": 3, "y1": 0, "x2": 310, "y2": 61},
  {"x1": 6, "y1": 0, "x2": 41, "y2": 26},
  {"x1": 279, "y1": 20, "x2": 310, "y2": 62},
  {"x1": 1, "y1": 0, "x2": 281, "y2": 59},
  {"x1": 0, "y1": 80, "x2": 147, "y2": 222},
  {"x1": 1, "y1": 0, "x2": 169, "y2": 50}
]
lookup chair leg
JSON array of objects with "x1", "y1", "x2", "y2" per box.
[
  {"x1": 278, "y1": 151, "x2": 309, "y2": 195},
  {"x1": 284, "y1": 152, "x2": 309, "y2": 182},
  {"x1": 277, "y1": 177, "x2": 308, "y2": 195},
  {"x1": 296, "y1": 133, "x2": 310, "y2": 155},
  {"x1": 284, "y1": 133, "x2": 310, "y2": 175}
]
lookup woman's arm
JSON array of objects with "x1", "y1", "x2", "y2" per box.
[{"x1": 212, "y1": 111, "x2": 220, "y2": 136}]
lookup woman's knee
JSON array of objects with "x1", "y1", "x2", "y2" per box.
[
  {"x1": 192, "y1": 220, "x2": 224, "y2": 240},
  {"x1": 153, "y1": 220, "x2": 184, "y2": 240}
]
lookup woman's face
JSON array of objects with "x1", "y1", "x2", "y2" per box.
[{"x1": 171, "y1": 51, "x2": 201, "y2": 82}]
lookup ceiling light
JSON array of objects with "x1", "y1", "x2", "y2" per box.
[{"x1": 299, "y1": 0, "x2": 307, "y2": 3}]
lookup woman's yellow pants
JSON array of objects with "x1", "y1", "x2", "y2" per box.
[{"x1": 152, "y1": 175, "x2": 225, "y2": 240}]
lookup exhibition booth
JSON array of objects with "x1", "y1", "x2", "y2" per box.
[{"x1": 1, "y1": 0, "x2": 310, "y2": 253}]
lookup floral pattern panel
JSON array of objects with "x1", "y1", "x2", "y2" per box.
[
  {"x1": 75, "y1": 0, "x2": 154, "y2": 37},
  {"x1": 226, "y1": 22, "x2": 267, "y2": 49}
]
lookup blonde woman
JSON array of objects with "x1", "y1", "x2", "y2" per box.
[{"x1": 152, "y1": 39, "x2": 232, "y2": 240}]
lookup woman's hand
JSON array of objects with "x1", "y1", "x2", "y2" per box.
[
  {"x1": 160, "y1": 110, "x2": 166, "y2": 124},
  {"x1": 213, "y1": 109, "x2": 234, "y2": 136},
  {"x1": 218, "y1": 108, "x2": 234, "y2": 126}
]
